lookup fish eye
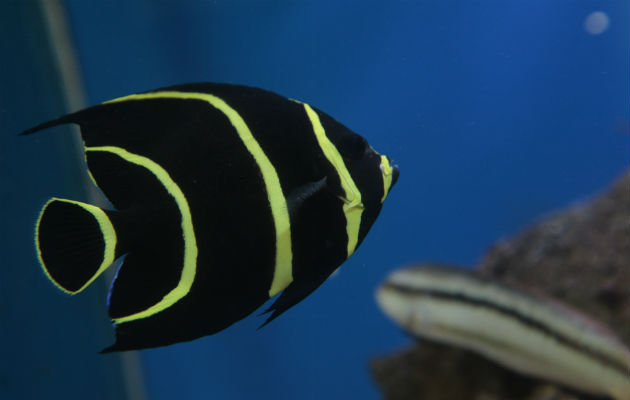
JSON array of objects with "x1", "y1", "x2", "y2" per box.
[{"x1": 339, "y1": 134, "x2": 367, "y2": 160}]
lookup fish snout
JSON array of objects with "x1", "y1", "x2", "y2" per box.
[{"x1": 390, "y1": 159, "x2": 400, "y2": 187}]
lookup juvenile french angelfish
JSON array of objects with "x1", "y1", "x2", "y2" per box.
[{"x1": 22, "y1": 83, "x2": 399, "y2": 352}]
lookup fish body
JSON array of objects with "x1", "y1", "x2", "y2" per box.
[{"x1": 23, "y1": 83, "x2": 399, "y2": 352}]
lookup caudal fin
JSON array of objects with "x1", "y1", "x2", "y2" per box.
[{"x1": 36, "y1": 198, "x2": 121, "y2": 294}]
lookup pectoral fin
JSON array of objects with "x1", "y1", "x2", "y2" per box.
[{"x1": 286, "y1": 177, "x2": 328, "y2": 221}]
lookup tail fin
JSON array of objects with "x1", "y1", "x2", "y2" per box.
[{"x1": 36, "y1": 198, "x2": 121, "y2": 294}]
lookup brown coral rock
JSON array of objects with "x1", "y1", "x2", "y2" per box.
[
  {"x1": 479, "y1": 171, "x2": 630, "y2": 344},
  {"x1": 371, "y1": 171, "x2": 629, "y2": 400}
]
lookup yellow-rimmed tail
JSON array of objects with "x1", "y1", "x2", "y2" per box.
[{"x1": 36, "y1": 198, "x2": 121, "y2": 294}]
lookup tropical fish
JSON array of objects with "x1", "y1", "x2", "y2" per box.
[
  {"x1": 376, "y1": 264, "x2": 630, "y2": 400},
  {"x1": 22, "y1": 83, "x2": 399, "y2": 352}
]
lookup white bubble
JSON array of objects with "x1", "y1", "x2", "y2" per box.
[{"x1": 584, "y1": 11, "x2": 610, "y2": 35}]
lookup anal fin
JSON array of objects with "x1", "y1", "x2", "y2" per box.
[{"x1": 259, "y1": 270, "x2": 332, "y2": 328}]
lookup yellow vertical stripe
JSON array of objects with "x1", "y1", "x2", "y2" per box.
[
  {"x1": 86, "y1": 145, "x2": 198, "y2": 324},
  {"x1": 106, "y1": 92, "x2": 293, "y2": 298},
  {"x1": 302, "y1": 103, "x2": 363, "y2": 257}
]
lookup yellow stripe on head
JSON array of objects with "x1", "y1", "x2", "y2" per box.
[
  {"x1": 107, "y1": 91, "x2": 293, "y2": 299},
  {"x1": 379, "y1": 155, "x2": 394, "y2": 203},
  {"x1": 302, "y1": 103, "x2": 363, "y2": 258}
]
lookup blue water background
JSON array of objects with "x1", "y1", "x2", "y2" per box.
[{"x1": 2, "y1": 1, "x2": 628, "y2": 399}]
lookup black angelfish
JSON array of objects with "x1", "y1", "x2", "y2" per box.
[{"x1": 22, "y1": 83, "x2": 399, "y2": 352}]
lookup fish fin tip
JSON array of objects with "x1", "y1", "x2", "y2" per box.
[
  {"x1": 257, "y1": 273, "x2": 331, "y2": 328},
  {"x1": 257, "y1": 309, "x2": 271, "y2": 317},
  {"x1": 257, "y1": 311, "x2": 280, "y2": 330},
  {"x1": 99, "y1": 345, "x2": 116, "y2": 354},
  {"x1": 20, "y1": 113, "x2": 79, "y2": 136},
  {"x1": 100, "y1": 340, "x2": 131, "y2": 353}
]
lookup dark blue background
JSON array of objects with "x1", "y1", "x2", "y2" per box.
[{"x1": 3, "y1": 1, "x2": 628, "y2": 399}]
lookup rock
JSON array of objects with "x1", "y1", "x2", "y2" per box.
[
  {"x1": 371, "y1": 171, "x2": 629, "y2": 400},
  {"x1": 479, "y1": 171, "x2": 630, "y2": 344}
]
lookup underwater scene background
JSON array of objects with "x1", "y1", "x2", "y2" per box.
[{"x1": 1, "y1": 1, "x2": 628, "y2": 399}]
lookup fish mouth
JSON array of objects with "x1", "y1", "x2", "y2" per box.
[{"x1": 389, "y1": 158, "x2": 400, "y2": 187}]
